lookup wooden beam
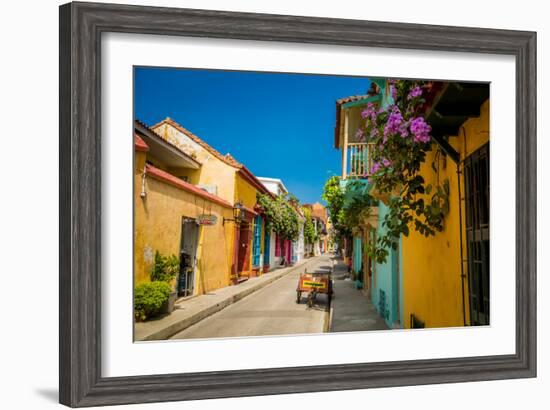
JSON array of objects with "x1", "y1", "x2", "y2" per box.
[
  {"x1": 431, "y1": 134, "x2": 460, "y2": 163},
  {"x1": 433, "y1": 105, "x2": 481, "y2": 117}
]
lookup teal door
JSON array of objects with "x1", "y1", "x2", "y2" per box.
[
  {"x1": 263, "y1": 221, "x2": 270, "y2": 267},
  {"x1": 252, "y1": 215, "x2": 262, "y2": 267}
]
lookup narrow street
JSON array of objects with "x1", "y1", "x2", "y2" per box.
[{"x1": 171, "y1": 255, "x2": 332, "y2": 340}]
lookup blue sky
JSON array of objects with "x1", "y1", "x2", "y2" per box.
[{"x1": 134, "y1": 67, "x2": 370, "y2": 204}]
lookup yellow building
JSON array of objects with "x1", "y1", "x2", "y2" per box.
[
  {"x1": 402, "y1": 83, "x2": 490, "y2": 328},
  {"x1": 134, "y1": 121, "x2": 235, "y2": 296},
  {"x1": 149, "y1": 118, "x2": 272, "y2": 283}
]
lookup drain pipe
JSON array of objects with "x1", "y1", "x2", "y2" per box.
[
  {"x1": 140, "y1": 167, "x2": 147, "y2": 198},
  {"x1": 457, "y1": 161, "x2": 467, "y2": 327},
  {"x1": 457, "y1": 126, "x2": 467, "y2": 326}
]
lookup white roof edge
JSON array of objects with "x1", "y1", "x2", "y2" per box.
[{"x1": 256, "y1": 176, "x2": 288, "y2": 194}]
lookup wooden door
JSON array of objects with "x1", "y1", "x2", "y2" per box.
[{"x1": 237, "y1": 222, "x2": 251, "y2": 274}]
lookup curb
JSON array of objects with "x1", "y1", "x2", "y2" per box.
[
  {"x1": 324, "y1": 305, "x2": 334, "y2": 333},
  {"x1": 140, "y1": 259, "x2": 311, "y2": 341}
]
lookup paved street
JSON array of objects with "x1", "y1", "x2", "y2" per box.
[{"x1": 171, "y1": 255, "x2": 332, "y2": 340}]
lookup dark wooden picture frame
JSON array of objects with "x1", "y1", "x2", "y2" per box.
[{"x1": 59, "y1": 1, "x2": 536, "y2": 407}]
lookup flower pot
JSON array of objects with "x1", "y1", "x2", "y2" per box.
[{"x1": 162, "y1": 291, "x2": 177, "y2": 314}]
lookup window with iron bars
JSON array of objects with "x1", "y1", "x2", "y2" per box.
[{"x1": 463, "y1": 143, "x2": 490, "y2": 326}]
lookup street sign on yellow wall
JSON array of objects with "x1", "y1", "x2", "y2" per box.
[{"x1": 197, "y1": 214, "x2": 217, "y2": 226}]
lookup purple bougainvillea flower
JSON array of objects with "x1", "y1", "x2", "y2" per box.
[
  {"x1": 399, "y1": 120, "x2": 410, "y2": 138},
  {"x1": 410, "y1": 117, "x2": 431, "y2": 143},
  {"x1": 355, "y1": 128, "x2": 364, "y2": 141},
  {"x1": 407, "y1": 86, "x2": 423, "y2": 100},
  {"x1": 390, "y1": 84, "x2": 397, "y2": 100},
  {"x1": 382, "y1": 158, "x2": 392, "y2": 167},
  {"x1": 384, "y1": 107, "x2": 403, "y2": 138},
  {"x1": 361, "y1": 102, "x2": 377, "y2": 122},
  {"x1": 370, "y1": 162, "x2": 381, "y2": 174}
]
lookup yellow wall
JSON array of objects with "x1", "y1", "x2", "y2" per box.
[
  {"x1": 153, "y1": 122, "x2": 237, "y2": 203},
  {"x1": 234, "y1": 173, "x2": 259, "y2": 209},
  {"x1": 402, "y1": 99, "x2": 490, "y2": 328},
  {"x1": 134, "y1": 151, "x2": 235, "y2": 294}
]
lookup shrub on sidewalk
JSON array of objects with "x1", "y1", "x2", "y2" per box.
[{"x1": 134, "y1": 281, "x2": 171, "y2": 321}]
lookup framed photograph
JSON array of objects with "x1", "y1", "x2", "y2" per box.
[{"x1": 59, "y1": 1, "x2": 536, "y2": 407}]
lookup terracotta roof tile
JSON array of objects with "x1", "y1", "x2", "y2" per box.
[
  {"x1": 134, "y1": 133, "x2": 149, "y2": 152},
  {"x1": 336, "y1": 94, "x2": 370, "y2": 105},
  {"x1": 151, "y1": 117, "x2": 243, "y2": 169}
]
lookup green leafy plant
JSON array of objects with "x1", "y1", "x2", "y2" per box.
[
  {"x1": 134, "y1": 281, "x2": 171, "y2": 321},
  {"x1": 257, "y1": 193, "x2": 300, "y2": 241},
  {"x1": 341, "y1": 180, "x2": 375, "y2": 229},
  {"x1": 302, "y1": 207, "x2": 316, "y2": 245},
  {"x1": 322, "y1": 176, "x2": 375, "y2": 248},
  {"x1": 151, "y1": 251, "x2": 179, "y2": 283},
  {"x1": 322, "y1": 176, "x2": 350, "y2": 241}
]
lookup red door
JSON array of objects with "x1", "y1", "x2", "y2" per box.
[
  {"x1": 283, "y1": 239, "x2": 292, "y2": 266},
  {"x1": 237, "y1": 222, "x2": 251, "y2": 275}
]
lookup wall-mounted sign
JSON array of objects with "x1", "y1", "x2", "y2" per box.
[{"x1": 197, "y1": 214, "x2": 217, "y2": 226}]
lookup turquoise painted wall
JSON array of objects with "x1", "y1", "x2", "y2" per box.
[{"x1": 370, "y1": 202, "x2": 401, "y2": 328}]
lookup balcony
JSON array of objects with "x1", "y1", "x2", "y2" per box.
[
  {"x1": 342, "y1": 141, "x2": 398, "y2": 206},
  {"x1": 344, "y1": 142, "x2": 375, "y2": 179}
]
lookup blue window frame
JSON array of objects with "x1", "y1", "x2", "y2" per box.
[{"x1": 252, "y1": 215, "x2": 262, "y2": 267}]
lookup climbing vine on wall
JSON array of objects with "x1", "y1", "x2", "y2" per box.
[
  {"x1": 322, "y1": 176, "x2": 349, "y2": 240},
  {"x1": 302, "y1": 207, "x2": 316, "y2": 245},
  {"x1": 257, "y1": 193, "x2": 300, "y2": 241}
]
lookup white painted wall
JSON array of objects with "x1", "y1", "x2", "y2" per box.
[
  {"x1": 257, "y1": 177, "x2": 288, "y2": 196},
  {"x1": 292, "y1": 221, "x2": 305, "y2": 262}
]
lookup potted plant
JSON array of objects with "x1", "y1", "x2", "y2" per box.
[{"x1": 151, "y1": 251, "x2": 180, "y2": 314}]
